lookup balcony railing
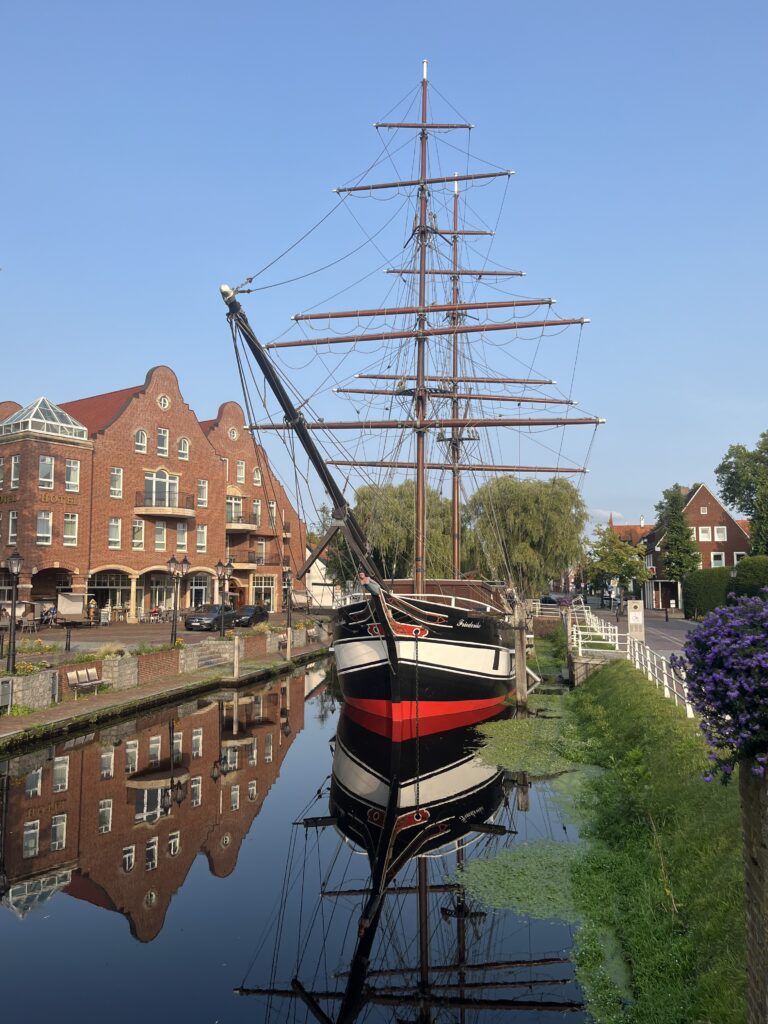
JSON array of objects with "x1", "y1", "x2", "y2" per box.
[
  {"x1": 228, "y1": 552, "x2": 285, "y2": 565},
  {"x1": 135, "y1": 491, "x2": 195, "y2": 510},
  {"x1": 226, "y1": 514, "x2": 262, "y2": 526}
]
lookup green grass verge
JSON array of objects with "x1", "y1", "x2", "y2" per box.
[{"x1": 571, "y1": 660, "x2": 744, "y2": 1023}]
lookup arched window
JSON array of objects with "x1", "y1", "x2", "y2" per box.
[
  {"x1": 177, "y1": 437, "x2": 189, "y2": 460},
  {"x1": 253, "y1": 467, "x2": 262, "y2": 486},
  {"x1": 134, "y1": 429, "x2": 147, "y2": 453},
  {"x1": 143, "y1": 469, "x2": 179, "y2": 508}
]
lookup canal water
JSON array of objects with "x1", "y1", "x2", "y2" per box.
[{"x1": 0, "y1": 661, "x2": 584, "y2": 1022}]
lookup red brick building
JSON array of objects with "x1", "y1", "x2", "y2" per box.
[
  {"x1": 0, "y1": 366, "x2": 307, "y2": 620},
  {"x1": 610, "y1": 485, "x2": 751, "y2": 610}
]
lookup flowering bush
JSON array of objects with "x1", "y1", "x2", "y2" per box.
[
  {"x1": 173, "y1": 638, "x2": 186, "y2": 649},
  {"x1": 672, "y1": 589, "x2": 768, "y2": 781},
  {"x1": 12, "y1": 661, "x2": 43, "y2": 676}
]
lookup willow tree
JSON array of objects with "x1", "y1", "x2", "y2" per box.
[
  {"x1": 318, "y1": 482, "x2": 452, "y2": 583},
  {"x1": 463, "y1": 477, "x2": 587, "y2": 597}
]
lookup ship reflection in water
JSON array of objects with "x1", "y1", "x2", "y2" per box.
[
  {"x1": 238, "y1": 702, "x2": 585, "y2": 1022},
  {"x1": 0, "y1": 666, "x2": 316, "y2": 941}
]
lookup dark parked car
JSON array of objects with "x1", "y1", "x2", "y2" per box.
[
  {"x1": 233, "y1": 604, "x2": 269, "y2": 627},
  {"x1": 184, "y1": 604, "x2": 237, "y2": 631}
]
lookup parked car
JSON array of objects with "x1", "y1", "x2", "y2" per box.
[
  {"x1": 233, "y1": 604, "x2": 269, "y2": 627},
  {"x1": 184, "y1": 604, "x2": 238, "y2": 631}
]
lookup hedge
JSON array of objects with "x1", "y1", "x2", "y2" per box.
[
  {"x1": 681, "y1": 567, "x2": 732, "y2": 619},
  {"x1": 734, "y1": 554, "x2": 768, "y2": 597}
]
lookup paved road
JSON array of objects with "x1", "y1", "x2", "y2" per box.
[{"x1": 592, "y1": 608, "x2": 694, "y2": 660}]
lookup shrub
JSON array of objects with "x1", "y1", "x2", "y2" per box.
[
  {"x1": 681, "y1": 567, "x2": 732, "y2": 619},
  {"x1": 734, "y1": 555, "x2": 768, "y2": 597}
]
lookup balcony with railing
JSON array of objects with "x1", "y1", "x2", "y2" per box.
[
  {"x1": 134, "y1": 491, "x2": 196, "y2": 517},
  {"x1": 228, "y1": 551, "x2": 292, "y2": 569},
  {"x1": 225, "y1": 513, "x2": 262, "y2": 533}
]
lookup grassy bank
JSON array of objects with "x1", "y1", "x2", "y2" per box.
[
  {"x1": 467, "y1": 655, "x2": 745, "y2": 1023},
  {"x1": 568, "y1": 660, "x2": 744, "y2": 1023}
]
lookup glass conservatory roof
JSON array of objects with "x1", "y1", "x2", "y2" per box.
[{"x1": 0, "y1": 397, "x2": 88, "y2": 439}]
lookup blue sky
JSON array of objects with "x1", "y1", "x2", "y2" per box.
[{"x1": 2, "y1": 1, "x2": 766, "y2": 531}]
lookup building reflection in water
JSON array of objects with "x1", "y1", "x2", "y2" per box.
[{"x1": 0, "y1": 667, "x2": 311, "y2": 942}]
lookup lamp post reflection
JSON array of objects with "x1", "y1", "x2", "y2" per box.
[
  {"x1": 5, "y1": 551, "x2": 23, "y2": 674},
  {"x1": 215, "y1": 559, "x2": 234, "y2": 638}
]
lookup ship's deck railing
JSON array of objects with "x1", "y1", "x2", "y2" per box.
[{"x1": 334, "y1": 590, "x2": 496, "y2": 614}]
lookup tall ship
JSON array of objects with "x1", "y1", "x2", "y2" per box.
[{"x1": 220, "y1": 62, "x2": 601, "y2": 729}]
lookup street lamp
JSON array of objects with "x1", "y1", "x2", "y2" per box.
[
  {"x1": 167, "y1": 555, "x2": 191, "y2": 646},
  {"x1": 282, "y1": 567, "x2": 293, "y2": 660},
  {"x1": 215, "y1": 558, "x2": 234, "y2": 638},
  {"x1": 161, "y1": 719, "x2": 186, "y2": 813},
  {"x1": 5, "y1": 551, "x2": 23, "y2": 674}
]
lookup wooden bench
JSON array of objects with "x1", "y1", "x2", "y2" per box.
[{"x1": 67, "y1": 666, "x2": 103, "y2": 699}]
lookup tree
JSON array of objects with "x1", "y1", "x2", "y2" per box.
[
  {"x1": 716, "y1": 432, "x2": 768, "y2": 554},
  {"x1": 587, "y1": 525, "x2": 648, "y2": 601},
  {"x1": 463, "y1": 477, "x2": 587, "y2": 598},
  {"x1": 654, "y1": 483, "x2": 701, "y2": 584},
  {"x1": 315, "y1": 483, "x2": 453, "y2": 584}
]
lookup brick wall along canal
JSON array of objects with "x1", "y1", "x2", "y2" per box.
[{"x1": 0, "y1": 661, "x2": 585, "y2": 1023}]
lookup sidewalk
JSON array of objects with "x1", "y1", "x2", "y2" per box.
[{"x1": 0, "y1": 640, "x2": 328, "y2": 751}]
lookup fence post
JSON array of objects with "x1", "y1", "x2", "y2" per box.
[{"x1": 661, "y1": 657, "x2": 671, "y2": 700}]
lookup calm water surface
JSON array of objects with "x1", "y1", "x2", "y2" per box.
[{"x1": 0, "y1": 662, "x2": 584, "y2": 1023}]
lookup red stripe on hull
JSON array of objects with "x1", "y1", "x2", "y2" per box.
[{"x1": 344, "y1": 696, "x2": 510, "y2": 741}]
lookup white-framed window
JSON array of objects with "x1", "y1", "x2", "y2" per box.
[
  {"x1": 176, "y1": 521, "x2": 187, "y2": 552},
  {"x1": 222, "y1": 748, "x2": 238, "y2": 772},
  {"x1": 255, "y1": 540, "x2": 266, "y2": 564},
  {"x1": 252, "y1": 499, "x2": 261, "y2": 527},
  {"x1": 11, "y1": 454, "x2": 20, "y2": 489},
  {"x1": 125, "y1": 740, "x2": 138, "y2": 774},
  {"x1": 192, "y1": 728, "x2": 203, "y2": 759},
  {"x1": 25, "y1": 767, "x2": 42, "y2": 799},
  {"x1": 122, "y1": 845, "x2": 135, "y2": 872},
  {"x1": 146, "y1": 837, "x2": 158, "y2": 871},
  {"x1": 196, "y1": 525, "x2": 207, "y2": 553},
  {"x1": 157, "y1": 394, "x2": 170, "y2": 410},
  {"x1": 173, "y1": 731, "x2": 182, "y2": 766},
  {"x1": 268, "y1": 501, "x2": 277, "y2": 529},
  {"x1": 178, "y1": 437, "x2": 189, "y2": 460},
  {"x1": 108, "y1": 517, "x2": 122, "y2": 549},
  {"x1": 168, "y1": 831, "x2": 181, "y2": 857},
  {"x1": 65, "y1": 459, "x2": 80, "y2": 493},
  {"x1": 63, "y1": 512, "x2": 78, "y2": 547},
  {"x1": 52, "y1": 756, "x2": 69, "y2": 793},
  {"x1": 190, "y1": 776, "x2": 202, "y2": 807},
  {"x1": 157, "y1": 427, "x2": 169, "y2": 457},
  {"x1": 148, "y1": 734, "x2": 162, "y2": 766},
  {"x1": 248, "y1": 780, "x2": 258, "y2": 801},
  {"x1": 38, "y1": 455, "x2": 54, "y2": 490},
  {"x1": 135, "y1": 429, "x2": 147, "y2": 453},
  {"x1": 264, "y1": 734, "x2": 273, "y2": 764},
  {"x1": 155, "y1": 520, "x2": 167, "y2": 551},
  {"x1": 698, "y1": 526, "x2": 712, "y2": 542},
  {"x1": 135, "y1": 789, "x2": 162, "y2": 824},
  {"x1": 700, "y1": 506, "x2": 708, "y2": 515},
  {"x1": 253, "y1": 467, "x2": 262, "y2": 486},
  {"x1": 236, "y1": 460, "x2": 246, "y2": 484},
  {"x1": 132, "y1": 519, "x2": 145, "y2": 550},
  {"x1": 0, "y1": 456, "x2": 4, "y2": 489},
  {"x1": 197, "y1": 479, "x2": 208, "y2": 508},
  {"x1": 714, "y1": 525, "x2": 728, "y2": 542},
  {"x1": 51, "y1": 814, "x2": 67, "y2": 851},
  {"x1": 8, "y1": 510, "x2": 17, "y2": 545},
  {"x1": 226, "y1": 495, "x2": 243, "y2": 523},
  {"x1": 711, "y1": 552, "x2": 725, "y2": 568},
  {"x1": 230, "y1": 785, "x2": 240, "y2": 811},
  {"x1": 735, "y1": 551, "x2": 748, "y2": 564},
  {"x1": 100, "y1": 750, "x2": 114, "y2": 780},
  {"x1": 98, "y1": 799, "x2": 113, "y2": 834},
  {"x1": 37, "y1": 510, "x2": 52, "y2": 545},
  {"x1": 23, "y1": 821, "x2": 40, "y2": 859},
  {"x1": 110, "y1": 467, "x2": 123, "y2": 498},
  {"x1": 248, "y1": 738, "x2": 257, "y2": 766},
  {"x1": 143, "y1": 469, "x2": 179, "y2": 507}
]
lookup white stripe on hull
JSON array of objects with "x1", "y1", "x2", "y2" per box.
[{"x1": 334, "y1": 635, "x2": 512, "y2": 681}]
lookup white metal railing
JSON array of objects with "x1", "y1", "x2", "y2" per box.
[{"x1": 626, "y1": 636, "x2": 693, "y2": 717}]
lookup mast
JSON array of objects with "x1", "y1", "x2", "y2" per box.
[
  {"x1": 414, "y1": 57, "x2": 429, "y2": 594},
  {"x1": 450, "y1": 176, "x2": 461, "y2": 578}
]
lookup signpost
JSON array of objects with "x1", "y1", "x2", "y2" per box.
[{"x1": 626, "y1": 599, "x2": 645, "y2": 644}]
